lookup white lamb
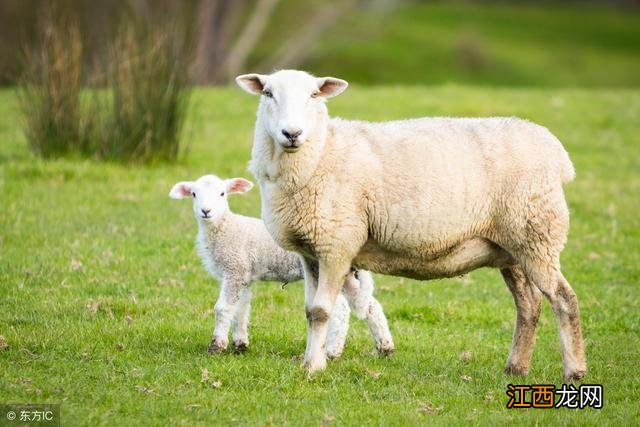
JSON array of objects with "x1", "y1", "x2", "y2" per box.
[
  {"x1": 236, "y1": 69, "x2": 586, "y2": 380},
  {"x1": 169, "y1": 174, "x2": 394, "y2": 356}
]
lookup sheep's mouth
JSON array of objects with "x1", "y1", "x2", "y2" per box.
[{"x1": 281, "y1": 143, "x2": 301, "y2": 153}]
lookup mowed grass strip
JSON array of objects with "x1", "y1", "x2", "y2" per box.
[{"x1": 0, "y1": 86, "x2": 639, "y2": 425}]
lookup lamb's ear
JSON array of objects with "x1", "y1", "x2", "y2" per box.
[
  {"x1": 169, "y1": 181, "x2": 193, "y2": 199},
  {"x1": 226, "y1": 178, "x2": 253, "y2": 194},
  {"x1": 235, "y1": 74, "x2": 267, "y2": 95},
  {"x1": 316, "y1": 77, "x2": 348, "y2": 98}
]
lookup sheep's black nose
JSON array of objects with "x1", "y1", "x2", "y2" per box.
[
  {"x1": 201, "y1": 208, "x2": 211, "y2": 216},
  {"x1": 282, "y1": 128, "x2": 302, "y2": 142}
]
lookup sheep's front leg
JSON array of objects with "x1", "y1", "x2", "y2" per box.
[
  {"x1": 208, "y1": 278, "x2": 243, "y2": 354},
  {"x1": 231, "y1": 285, "x2": 252, "y2": 353},
  {"x1": 304, "y1": 260, "x2": 350, "y2": 374},
  {"x1": 300, "y1": 257, "x2": 319, "y2": 362}
]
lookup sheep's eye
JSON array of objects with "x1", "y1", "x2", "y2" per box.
[
  {"x1": 262, "y1": 89, "x2": 273, "y2": 98},
  {"x1": 311, "y1": 91, "x2": 320, "y2": 98},
  {"x1": 220, "y1": 192, "x2": 225, "y2": 196},
  {"x1": 191, "y1": 192, "x2": 196, "y2": 198}
]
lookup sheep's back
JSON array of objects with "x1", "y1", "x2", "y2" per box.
[{"x1": 329, "y1": 116, "x2": 574, "y2": 252}]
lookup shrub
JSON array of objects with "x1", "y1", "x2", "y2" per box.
[
  {"x1": 99, "y1": 20, "x2": 193, "y2": 163},
  {"x1": 18, "y1": 13, "x2": 193, "y2": 163},
  {"x1": 18, "y1": 19, "x2": 92, "y2": 158}
]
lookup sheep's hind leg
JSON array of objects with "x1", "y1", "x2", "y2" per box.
[
  {"x1": 524, "y1": 263, "x2": 587, "y2": 381},
  {"x1": 501, "y1": 265, "x2": 542, "y2": 376},
  {"x1": 493, "y1": 180, "x2": 586, "y2": 379},
  {"x1": 503, "y1": 188, "x2": 586, "y2": 380},
  {"x1": 343, "y1": 271, "x2": 394, "y2": 355},
  {"x1": 231, "y1": 286, "x2": 252, "y2": 353},
  {"x1": 365, "y1": 298, "x2": 395, "y2": 356},
  {"x1": 326, "y1": 294, "x2": 350, "y2": 359}
]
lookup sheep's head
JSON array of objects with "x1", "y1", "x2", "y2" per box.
[
  {"x1": 236, "y1": 70, "x2": 348, "y2": 153},
  {"x1": 169, "y1": 175, "x2": 253, "y2": 224}
]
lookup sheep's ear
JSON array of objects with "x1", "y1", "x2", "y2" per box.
[
  {"x1": 235, "y1": 74, "x2": 267, "y2": 95},
  {"x1": 226, "y1": 178, "x2": 253, "y2": 194},
  {"x1": 169, "y1": 181, "x2": 193, "y2": 199},
  {"x1": 316, "y1": 77, "x2": 348, "y2": 98}
]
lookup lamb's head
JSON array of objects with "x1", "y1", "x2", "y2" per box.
[
  {"x1": 169, "y1": 175, "x2": 253, "y2": 224},
  {"x1": 235, "y1": 70, "x2": 348, "y2": 153}
]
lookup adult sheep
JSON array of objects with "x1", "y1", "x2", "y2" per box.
[{"x1": 236, "y1": 69, "x2": 586, "y2": 381}]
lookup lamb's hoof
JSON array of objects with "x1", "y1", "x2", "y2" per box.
[
  {"x1": 207, "y1": 339, "x2": 228, "y2": 354},
  {"x1": 232, "y1": 341, "x2": 249, "y2": 354},
  {"x1": 504, "y1": 363, "x2": 529, "y2": 376},
  {"x1": 564, "y1": 369, "x2": 587, "y2": 382},
  {"x1": 377, "y1": 343, "x2": 395, "y2": 357}
]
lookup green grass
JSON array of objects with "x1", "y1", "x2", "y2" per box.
[
  {"x1": 1, "y1": 85, "x2": 639, "y2": 425},
  {"x1": 254, "y1": 2, "x2": 640, "y2": 87}
]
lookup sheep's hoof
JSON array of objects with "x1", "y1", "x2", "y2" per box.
[
  {"x1": 232, "y1": 341, "x2": 249, "y2": 354},
  {"x1": 504, "y1": 363, "x2": 529, "y2": 376},
  {"x1": 564, "y1": 369, "x2": 587, "y2": 382},
  {"x1": 207, "y1": 340, "x2": 228, "y2": 354},
  {"x1": 302, "y1": 356, "x2": 327, "y2": 376},
  {"x1": 377, "y1": 345, "x2": 395, "y2": 357},
  {"x1": 378, "y1": 349, "x2": 394, "y2": 357}
]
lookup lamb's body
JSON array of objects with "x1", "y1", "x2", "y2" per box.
[
  {"x1": 239, "y1": 69, "x2": 585, "y2": 380},
  {"x1": 197, "y1": 213, "x2": 301, "y2": 285}
]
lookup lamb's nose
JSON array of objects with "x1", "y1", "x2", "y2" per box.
[
  {"x1": 282, "y1": 128, "x2": 302, "y2": 142},
  {"x1": 201, "y1": 208, "x2": 211, "y2": 216}
]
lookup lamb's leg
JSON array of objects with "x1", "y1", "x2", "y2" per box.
[
  {"x1": 501, "y1": 265, "x2": 542, "y2": 376},
  {"x1": 343, "y1": 271, "x2": 394, "y2": 355},
  {"x1": 208, "y1": 279, "x2": 242, "y2": 354},
  {"x1": 231, "y1": 285, "x2": 252, "y2": 353},
  {"x1": 524, "y1": 263, "x2": 587, "y2": 381},
  {"x1": 326, "y1": 294, "x2": 350, "y2": 359},
  {"x1": 304, "y1": 260, "x2": 350, "y2": 374}
]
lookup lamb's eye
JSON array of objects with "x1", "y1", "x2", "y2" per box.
[
  {"x1": 220, "y1": 192, "x2": 225, "y2": 196},
  {"x1": 191, "y1": 192, "x2": 196, "y2": 198},
  {"x1": 311, "y1": 91, "x2": 320, "y2": 98},
  {"x1": 262, "y1": 89, "x2": 273, "y2": 98}
]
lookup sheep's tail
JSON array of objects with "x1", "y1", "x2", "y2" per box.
[
  {"x1": 542, "y1": 127, "x2": 575, "y2": 184},
  {"x1": 559, "y1": 150, "x2": 576, "y2": 184}
]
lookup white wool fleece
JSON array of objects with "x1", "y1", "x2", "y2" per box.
[{"x1": 238, "y1": 69, "x2": 586, "y2": 381}]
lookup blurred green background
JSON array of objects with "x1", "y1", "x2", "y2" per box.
[
  {"x1": 2, "y1": 1, "x2": 639, "y2": 424},
  {"x1": 1, "y1": 0, "x2": 639, "y2": 87}
]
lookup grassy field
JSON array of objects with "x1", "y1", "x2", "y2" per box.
[
  {"x1": 254, "y1": 2, "x2": 640, "y2": 87},
  {"x1": 1, "y1": 85, "x2": 639, "y2": 425}
]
